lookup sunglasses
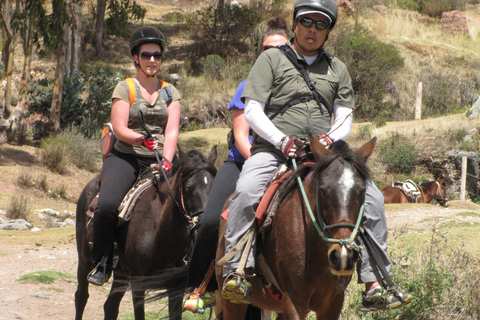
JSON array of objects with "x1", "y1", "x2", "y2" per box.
[
  {"x1": 140, "y1": 51, "x2": 163, "y2": 60},
  {"x1": 297, "y1": 17, "x2": 330, "y2": 30}
]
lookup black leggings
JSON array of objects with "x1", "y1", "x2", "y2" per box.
[
  {"x1": 187, "y1": 158, "x2": 243, "y2": 291},
  {"x1": 91, "y1": 149, "x2": 157, "y2": 265}
]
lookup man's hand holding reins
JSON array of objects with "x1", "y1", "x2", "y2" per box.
[{"x1": 279, "y1": 135, "x2": 304, "y2": 158}]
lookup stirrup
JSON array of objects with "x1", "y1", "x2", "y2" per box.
[
  {"x1": 184, "y1": 290, "x2": 216, "y2": 314},
  {"x1": 221, "y1": 273, "x2": 252, "y2": 304}
]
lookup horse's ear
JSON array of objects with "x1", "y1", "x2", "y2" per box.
[
  {"x1": 438, "y1": 177, "x2": 446, "y2": 184},
  {"x1": 308, "y1": 133, "x2": 329, "y2": 161},
  {"x1": 356, "y1": 137, "x2": 377, "y2": 161},
  {"x1": 207, "y1": 145, "x2": 218, "y2": 166},
  {"x1": 177, "y1": 143, "x2": 187, "y2": 161}
]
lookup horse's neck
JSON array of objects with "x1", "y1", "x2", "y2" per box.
[{"x1": 418, "y1": 185, "x2": 433, "y2": 203}]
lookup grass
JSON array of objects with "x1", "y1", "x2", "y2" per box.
[{"x1": 18, "y1": 270, "x2": 74, "y2": 284}]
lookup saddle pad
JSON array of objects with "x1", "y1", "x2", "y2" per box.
[{"x1": 117, "y1": 171, "x2": 161, "y2": 225}]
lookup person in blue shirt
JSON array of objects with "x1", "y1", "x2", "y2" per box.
[{"x1": 183, "y1": 18, "x2": 290, "y2": 315}]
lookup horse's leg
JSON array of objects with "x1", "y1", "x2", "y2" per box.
[
  {"x1": 131, "y1": 288, "x2": 145, "y2": 320},
  {"x1": 167, "y1": 290, "x2": 183, "y2": 320},
  {"x1": 221, "y1": 298, "x2": 249, "y2": 320},
  {"x1": 280, "y1": 294, "x2": 306, "y2": 320},
  {"x1": 74, "y1": 261, "x2": 90, "y2": 320},
  {"x1": 104, "y1": 275, "x2": 128, "y2": 320}
]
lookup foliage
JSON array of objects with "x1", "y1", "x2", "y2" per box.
[
  {"x1": 203, "y1": 54, "x2": 226, "y2": 80},
  {"x1": 39, "y1": 137, "x2": 70, "y2": 175},
  {"x1": 395, "y1": 0, "x2": 467, "y2": 17},
  {"x1": 327, "y1": 22, "x2": 404, "y2": 121},
  {"x1": 7, "y1": 195, "x2": 30, "y2": 220},
  {"x1": 351, "y1": 124, "x2": 373, "y2": 142},
  {"x1": 420, "y1": 69, "x2": 464, "y2": 118},
  {"x1": 184, "y1": 4, "x2": 263, "y2": 74},
  {"x1": 379, "y1": 133, "x2": 417, "y2": 174},
  {"x1": 15, "y1": 122, "x2": 32, "y2": 145},
  {"x1": 16, "y1": 171, "x2": 35, "y2": 188},
  {"x1": 80, "y1": 65, "x2": 123, "y2": 137},
  {"x1": 60, "y1": 70, "x2": 86, "y2": 128},
  {"x1": 28, "y1": 66, "x2": 122, "y2": 136},
  {"x1": 105, "y1": 0, "x2": 146, "y2": 37},
  {"x1": 58, "y1": 126, "x2": 99, "y2": 172}
]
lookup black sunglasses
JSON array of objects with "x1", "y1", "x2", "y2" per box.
[
  {"x1": 140, "y1": 51, "x2": 163, "y2": 60},
  {"x1": 297, "y1": 17, "x2": 330, "y2": 30}
]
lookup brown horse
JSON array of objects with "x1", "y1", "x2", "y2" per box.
[
  {"x1": 381, "y1": 178, "x2": 448, "y2": 207},
  {"x1": 215, "y1": 136, "x2": 376, "y2": 320},
  {"x1": 74, "y1": 145, "x2": 217, "y2": 320}
]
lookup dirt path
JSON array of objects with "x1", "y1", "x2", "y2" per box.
[{"x1": 1, "y1": 201, "x2": 480, "y2": 319}]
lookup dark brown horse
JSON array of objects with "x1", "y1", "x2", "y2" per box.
[
  {"x1": 381, "y1": 178, "x2": 448, "y2": 207},
  {"x1": 74, "y1": 145, "x2": 217, "y2": 320},
  {"x1": 215, "y1": 136, "x2": 376, "y2": 320}
]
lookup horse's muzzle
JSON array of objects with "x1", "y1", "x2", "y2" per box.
[{"x1": 328, "y1": 243, "x2": 359, "y2": 276}]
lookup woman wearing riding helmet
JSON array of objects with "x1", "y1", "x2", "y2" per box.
[{"x1": 87, "y1": 26, "x2": 181, "y2": 286}]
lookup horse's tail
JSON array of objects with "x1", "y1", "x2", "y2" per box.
[{"x1": 130, "y1": 265, "x2": 189, "y2": 302}]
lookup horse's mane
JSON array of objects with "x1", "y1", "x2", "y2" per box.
[
  {"x1": 181, "y1": 149, "x2": 217, "y2": 177},
  {"x1": 418, "y1": 180, "x2": 435, "y2": 188},
  {"x1": 277, "y1": 140, "x2": 371, "y2": 198}
]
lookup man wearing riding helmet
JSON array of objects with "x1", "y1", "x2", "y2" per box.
[
  {"x1": 87, "y1": 26, "x2": 181, "y2": 286},
  {"x1": 221, "y1": 0, "x2": 412, "y2": 312}
]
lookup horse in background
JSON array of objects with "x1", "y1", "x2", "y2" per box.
[
  {"x1": 381, "y1": 177, "x2": 448, "y2": 207},
  {"x1": 215, "y1": 136, "x2": 377, "y2": 319},
  {"x1": 74, "y1": 145, "x2": 217, "y2": 320}
]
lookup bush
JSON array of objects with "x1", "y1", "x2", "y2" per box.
[
  {"x1": 203, "y1": 54, "x2": 226, "y2": 80},
  {"x1": 327, "y1": 22, "x2": 404, "y2": 121},
  {"x1": 184, "y1": 5, "x2": 263, "y2": 74},
  {"x1": 16, "y1": 171, "x2": 35, "y2": 188},
  {"x1": 379, "y1": 133, "x2": 417, "y2": 174},
  {"x1": 351, "y1": 124, "x2": 373, "y2": 142},
  {"x1": 397, "y1": 0, "x2": 467, "y2": 17},
  {"x1": 39, "y1": 137, "x2": 70, "y2": 174},
  {"x1": 7, "y1": 195, "x2": 30, "y2": 220},
  {"x1": 420, "y1": 69, "x2": 463, "y2": 118},
  {"x1": 58, "y1": 126, "x2": 99, "y2": 172}
]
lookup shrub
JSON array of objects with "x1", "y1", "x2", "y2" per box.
[
  {"x1": 58, "y1": 126, "x2": 99, "y2": 172},
  {"x1": 16, "y1": 171, "x2": 35, "y2": 188},
  {"x1": 38, "y1": 174, "x2": 48, "y2": 191},
  {"x1": 203, "y1": 54, "x2": 226, "y2": 80},
  {"x1": 397, "y1": 0, "x2": 467, "y2": 17},
  {"x1": 184, "y1": 5, "x2": 263, "y2": 73},
  {"x1": 7, "y1": 195, "x2": 30, "y2": 220},
  {"x1": 351, "y1": 124, "x2": 373, "y2": 142},
  {"x1": 39, "y1": 137, "x2": 70, "y2": 174},
  {"x1": 327, "y1": 22, "x2": 404, "y2": 121},
  {"x1": 15, "y1": 122, "x2": 31, "y2": 145},
  {"x1": 379, "y1": 134, "x2": 417, "y2": 174},
  {"x1": 420, "y1": 69, "x2": 464, "y2": 118}
]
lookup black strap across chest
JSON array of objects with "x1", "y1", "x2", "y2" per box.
[{"x1": 269, "y1": 45, "x2": 333, "y2": 120}]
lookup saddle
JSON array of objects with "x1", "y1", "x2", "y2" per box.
[{"x1": 393, "y1": 179, "x2": 421, "y2": 203}]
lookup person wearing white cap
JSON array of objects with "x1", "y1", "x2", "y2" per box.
[{"x1": 221, "y1": 0, "x2": 412, "y2": 313}]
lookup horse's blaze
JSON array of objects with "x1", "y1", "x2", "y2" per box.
[{"x1": 328, "y1": 243, "x2": 357, "y2": 276}]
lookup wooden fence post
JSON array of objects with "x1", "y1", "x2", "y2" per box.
[
  {"x1": 415, "y1": 82, "x2": 422, "y2": 120},
  {"x1": 460, "y1": 156, "x2": 467, "y2": 200}
]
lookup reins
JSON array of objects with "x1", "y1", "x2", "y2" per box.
[
  {"x1": 420, "y1": 181, "x2": 448, "y2": 204},
  {"x1": 292, "y1": 158, "x2": 363, "y2": 252}
]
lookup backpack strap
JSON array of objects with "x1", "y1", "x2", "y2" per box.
[
  {"x1": 159, "y1": 80, "x2": 173, "y2": 104},
  {"x1": 278, "y1": 45, "x2": 333, "y2": 117},
  {"x1": 125, "y1": 77, "x2": 136, "y2": 106}
]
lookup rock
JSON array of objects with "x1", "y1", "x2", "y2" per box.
[
  {"x1": 0, "y1": 219, "x2": 32, "y2": 230},
  {"x1": 468, "y1": 96, "x2": 480, "y2": 119}
]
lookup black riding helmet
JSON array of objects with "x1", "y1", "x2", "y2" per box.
[
  {"x1": 129, "y1": 26, "x2": 166, "y2": 56},
  {"x1": 292, "y1": 0, "x2": 338, "y2": 30}
]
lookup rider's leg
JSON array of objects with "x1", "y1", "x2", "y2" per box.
[
  {"x1": 358, "y1": 179, "x2": 412, "y2": 311},
  {"x1": 89, "y1": 151, "x2": 149, "y2": 285},
  {"x1": 222, "y1": 152, "x2": 283, "y2": 303},
  {"x1": 187, "y1": 158, "x2": 244, "y2": 292},
  {"x1": 185, "y1": 158, "x2": 243, "y2": 313}
]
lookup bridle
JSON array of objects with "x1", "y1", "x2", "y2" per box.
[
  {"x1": 420, "y1": 181, "x2": 448, "y2": 205},
  {"x1": 292, "y1": 157, "x2": 364, "y2": 252}
]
